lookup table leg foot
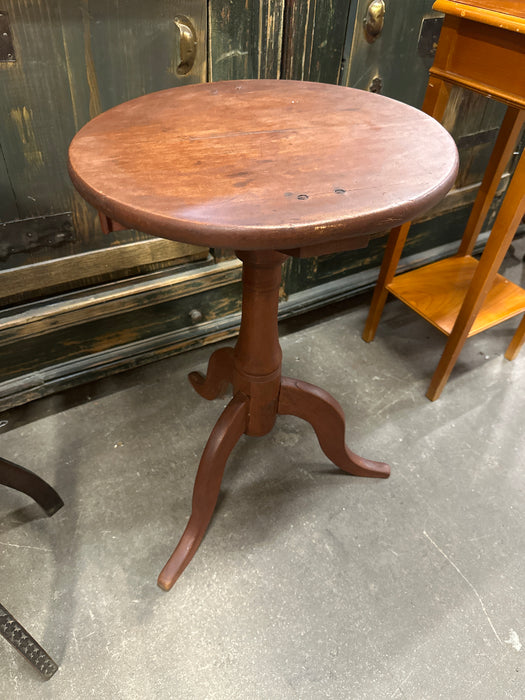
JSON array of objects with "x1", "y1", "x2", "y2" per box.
[
  {"x1": 278, "y1": 377, "x2": 390, "y2": 478},
  {"x1": 157, "y1": 392, "x2": 249, "y2": 591},
  {"x1": 188, "y1": 347, "x2": 235, "y2": 400}
]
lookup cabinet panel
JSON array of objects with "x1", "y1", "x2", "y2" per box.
[
  {"x1": 281, "y1": 0, "x2": 350, "y2": 83},
  {"x1": 342, "y1": 0, "x2": 438, "y2": 106},
  {"x1": 341, "y1": 0, "x2": 508, "y2": 234},
  {"x1": 209, "y1": 0, "x2": 284, "y2": 80},
  {"x1": 0, "y1": 142, "x2": 18, "y2": 222},
  {"x1": 0, "y1": 0, "x2": 208, "y2": 295}
]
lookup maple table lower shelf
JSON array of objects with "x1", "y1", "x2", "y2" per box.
[{"x1": 387, "y1": 255, "x2": 525, "y2": 337}]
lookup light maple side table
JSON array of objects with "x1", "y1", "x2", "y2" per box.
[
  {"x1": 68, "y1": 79, "x2": 457, "y2": 590},
  {"x1": 363, "y1": 0, "x2": 525, "y2": 401}
]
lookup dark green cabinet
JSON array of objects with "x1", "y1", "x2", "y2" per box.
[
  {"x1": 0, "y1": 0, "x2": 519, "y2": 410},
  {"x1": 0, "y1": 0, "x2": 209, "y2": 308}
]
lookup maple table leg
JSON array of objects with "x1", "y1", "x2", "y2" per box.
[
  {"x1": 362, "y1": 75, "x2": 453, "y2": 346},
  {"x1": 505, "y1": 314, "x2": 525, "y2": 361},
  {"x1": 456, "y1": 107, "x2": 525, "y2": 257},
  {"x1": 362, "y1": 222, "x2": 411, "y2": 342}
]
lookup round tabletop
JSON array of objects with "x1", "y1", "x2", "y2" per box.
[{"x1": 68, "y1": 80, "x2": 458, "y2": 251}]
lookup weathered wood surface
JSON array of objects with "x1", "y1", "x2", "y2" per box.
[
  {"x1": 0, "y1": 143, "x2": 18, "y2": 221},
  {"x1": 209, "y1": 0, "x2": 354, "y2": 89},
  {"x1": 0, "y1": 266, "x2": 244, "y2": 387},
  {"x1": 0, "y1": 238, "x2": 206, "y2": 305},
  {"x1": 281, "y1": 0, "x2": 350, "y2": 83},
  {"x1": 342, "y1": 0, "x2": 438, "y2": 107},
  {"x1": 0, "y1": 0, "x2": 208, "y2": 280},
  {"x1": 209, "y1": 0, "x2": 284, "y2": 80},
  {"x1": 0, "y1": 258, "x2": 242, "y2": 346}
]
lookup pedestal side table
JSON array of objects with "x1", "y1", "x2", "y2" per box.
[{"x1": 68, "y1": 80, "x2": 458, "y2": 590}]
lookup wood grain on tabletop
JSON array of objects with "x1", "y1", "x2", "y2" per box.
[{"x1": 68, "y1": 80, "x2": 458, "y2": 251}]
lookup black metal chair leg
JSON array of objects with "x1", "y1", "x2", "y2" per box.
[
  {"x1": 0, "y1": 604, "x2": 59, "y2": 679},
  {"x1": 1, "y1": 456, "x2": 63, "y2": 677},
  {"x1": 0, "y1": 457, "x2": 63, "y2": 516}
]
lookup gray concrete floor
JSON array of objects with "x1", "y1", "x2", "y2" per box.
[{"x1": 1, "y1": 239, "x2": 525, "y2": 698}]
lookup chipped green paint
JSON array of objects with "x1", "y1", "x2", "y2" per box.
[
  {"x1": 209, "y1": 0, "x2": 284, "y2": 80},
  {"x1": 281, "y1": 0, "x2": 351, "y2": 83},
  {"x1": 80, "y1": 1, "x2": 102, "y2": 118},
  {"x1": 0, "y1": 143, "x2": 18, "y2": 221},
  {"x1": 9, "y1": 106, "x2": 44, "y2": 168}
]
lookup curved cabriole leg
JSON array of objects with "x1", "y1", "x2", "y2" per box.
[
  {"x1": 0, "y1": 457, "x2": 64, "y2": 516},
  {"x1": 188, "y1": 346, "x2": 235, "y2": 400},
  {"x1": 157, "y1": 392, "x2": 249, "y2": 591},
  {"x1": 278, "y1": 377, "x2": 390, "y2": 478}
]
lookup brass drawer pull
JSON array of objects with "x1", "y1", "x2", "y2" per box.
[
  {"x1": 174, "y1": 15, "x2": 197, "y2": 76},
  {"x1": 364, "y1": 0, "x2": 385, "y2": 42}
]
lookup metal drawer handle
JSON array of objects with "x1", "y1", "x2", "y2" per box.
[
  {"x1": 364, "y1": 0, "x2": 385, "y2": 42},
  {"x1": 174, "y1": 15, "x2": 197, "y2": 76}
]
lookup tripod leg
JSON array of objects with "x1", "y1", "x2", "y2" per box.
[
  {"x1": 157, "y1": 392, "x2": 249, "y2": 590},
  {"x1": 278, "y1": 377, "x2": 390, "y2": 478},
  {"x1": 188, "y1": 347, "x2": 235, "y2": 400}
]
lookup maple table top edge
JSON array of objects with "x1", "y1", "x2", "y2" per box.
[
  {"x1": 433, "y1": 0, "x2": 525, "y2": 29},
  {"x1": 68, "y1": 79, "x2": 458, "y2": 252}
]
